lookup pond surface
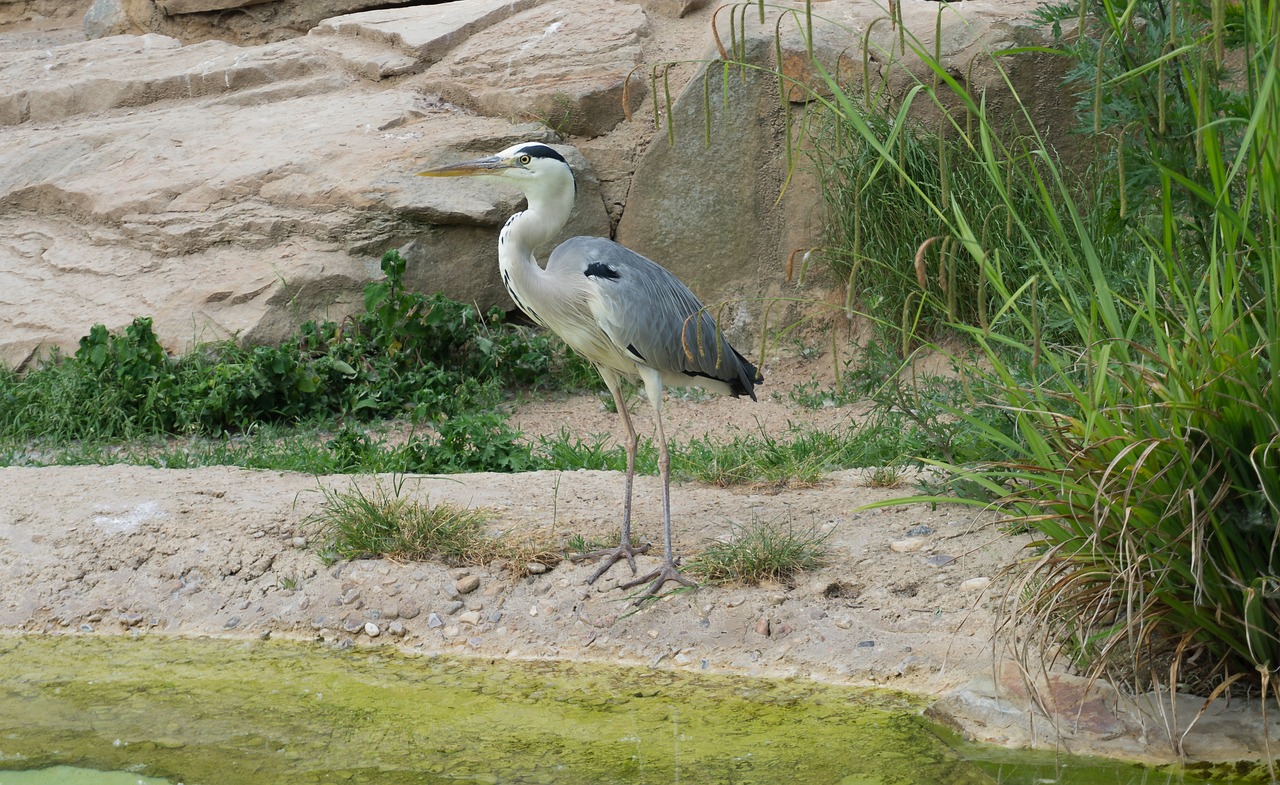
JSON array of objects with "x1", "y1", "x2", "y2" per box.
[{"x1": 0, "y1": 635, "x2": 1251, "y2": 784}]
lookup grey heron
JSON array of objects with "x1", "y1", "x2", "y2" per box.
[{"x1": 418, "y1": 141, "x2": 761, "y2": 600}]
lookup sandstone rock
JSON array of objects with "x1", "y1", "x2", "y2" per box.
[
  {"x1": 628, "y1": 0, "x2": 709, "y2": 19},
  {"x1": 927, "y1": 666, "x2": 1158, "y2": 760},
  {"x1": 157, "y1": 0, "x2": 273, "y2": 14},
  {"x1": 83, "y1": 0, "x2": 437, "y2": 46},
  {"x1": 0, "y1": 34, "x2": 328, "y2": 126},
  {"x1": 417, "y1": 0, "x2": 650, "y2": 138},
  {"x1": 0, "y1": 21, "x2": 610, "y2": 366},
  {"x1": 308, "y1": 0, "x2": 541, "y2": 80}
]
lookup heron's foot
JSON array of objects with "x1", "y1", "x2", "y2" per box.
[
  {"x1": 569, "y1": 541, "x2": 652, "y2": 584},
  {"x1": 617, "y1": 560, "x2": 698, "y2": 605}
]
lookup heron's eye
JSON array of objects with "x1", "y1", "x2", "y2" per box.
[{"x1": 517, "y1": 154, "x2": 532, "y2": 166}]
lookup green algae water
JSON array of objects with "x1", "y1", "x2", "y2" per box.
[{"x1": 0, "y1": 635, "x2": 1243, "y2": 785}]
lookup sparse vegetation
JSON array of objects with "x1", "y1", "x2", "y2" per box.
[
  {"x1": 306, "y1": 477, "x2": 559, "y2": 572},
  {"x1": 686, "y1": 518, "x2": 829, "y2": 586}
]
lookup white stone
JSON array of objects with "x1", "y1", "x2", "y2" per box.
[{"x1": 889, "y1": 537, "x2": 928, "y2": 554}]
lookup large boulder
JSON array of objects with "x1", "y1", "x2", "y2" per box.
[
  {"x1": 0, "y1": 5, "x2": 613, "y2": 368},
  {"x1": 306, "y1": 0, "x2": 543, "y2": 80},
  {"x1": 417, "y1": 0, "x2": 650, "y2": 138}
]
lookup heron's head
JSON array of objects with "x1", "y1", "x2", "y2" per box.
[{"x1": 417, "y1": 142, "x2": 575, "y2": 196}]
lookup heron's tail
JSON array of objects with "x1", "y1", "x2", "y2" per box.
[{"x1": 729, "y1": 348, "x2": 763, "y2": 401}]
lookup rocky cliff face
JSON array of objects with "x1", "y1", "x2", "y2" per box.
[{"x1": 0, "y1": 0, "x2": 1060, "y2": 368}]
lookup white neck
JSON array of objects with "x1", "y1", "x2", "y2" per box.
[{"x1": 497, "y1": 166, "x2": 576, "y2": 314}]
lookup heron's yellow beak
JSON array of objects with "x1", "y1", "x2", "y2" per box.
[{"x1": 416, "y1": 155, "x2": 511, "y2": 178}]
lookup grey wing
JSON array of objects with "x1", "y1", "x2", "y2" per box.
[{"x1": 549, "y1": 236, "x2": 760, "y2": 398}]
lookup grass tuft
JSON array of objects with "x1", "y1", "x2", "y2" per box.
[
  {"x1": 687, "y1": 518, "x2": 829, "y2": 586},
  {"x1": 306, "y1": 477, "x2": 560, "y2": 573}
]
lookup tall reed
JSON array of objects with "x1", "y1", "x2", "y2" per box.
[{"x1": 754, "y1": 0, "x2": 1279, "y2": 702}]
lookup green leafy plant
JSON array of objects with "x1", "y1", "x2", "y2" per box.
[{"x1": 0, "y1": 250, "x2": 600, "y2": 473}]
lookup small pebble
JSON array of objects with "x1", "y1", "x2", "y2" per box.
[
  {"x1": 457, "y1": 611, "x2": 482, "y2": 626},
  {"x1": 388, "y1": 621, "x2": 406, "y2": 637},
  {"x1": 397, "y1": 599, "x2": 421, "y2": 620},
  {"x1": 426, "y1": 613, "x2": 443, "y2": 629},
  {"x1": 890, "y1": 537, "x2": 927, "y2": 553},
  {"x1": 342, "y1": 617, "x2": 364, "y2": 633},
  {"x1": 444, "y1": 600, "x2": 464, "y2": 615},
  {"x1": 960, "y1": 576, "x2": 992, "y2": 592},
  {"x1": 223, "y1": 616, "x2": 241, "y2": 630},
  {"x1": 526, "y1": 562, "x2": 547, "y2": 575},
  {"x1": 754, "y1": 617, "x2": 771, "y2": 636},
  {"x1": 456, "y1": 575, "x2": 481, "y2": 594},
  {"x1": 291, "y1": 537, "x2": 307, "y2": 548},
  {"x1": 857, "y1": 639, "x2": 876, "y2": 648},
  {"x1": 905, "y1": 524, "x2": 934, "y2": 537},
  {"x1": 809, "y1": 609, "x2": 828, "y2": 620},
  {"x1": 925, "y1": 554, "x2": 955, "y2": 567},
  {"x1": 364, "y1": 622, "x2": 381, "y2": 637},
  {"x1": 834, "y1": 618, "x2": 852, "y2": 630},
  {"x1": 488, "y1": 611, "x2": 503, "y2": 623},
  {"x1": 119, "y1": 613, "x2": 143, "y2": 627}
]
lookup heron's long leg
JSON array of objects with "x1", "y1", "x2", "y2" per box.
[
  {"x1": 619, "y1": 369, "x2": 697, "y2": 602},
  {"x1": 569, "y1": 366, "x2": 650, "y2": 582}
]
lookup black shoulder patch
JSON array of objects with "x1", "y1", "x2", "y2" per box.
[
  {"x1": 584, "y1": 262, "x2": 620, "y2": 280},
  {"x1": 518, "y1": 144, "x2": 568, "y2": 164},
  {"x1": 626, "y1": 343, "x2": 646, "y2": 362}
]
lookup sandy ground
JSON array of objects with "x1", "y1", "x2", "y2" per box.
[{"x1": 0, "y1": 350, "x2": 1027, "y2": 697}]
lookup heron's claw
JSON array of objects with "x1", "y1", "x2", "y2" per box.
[
  {"x1": 618, "y1": 560, "x2": 697, "y2": 605},
  {"x1": 569, "y1": 542, "x2": 652, "y2": 584}
]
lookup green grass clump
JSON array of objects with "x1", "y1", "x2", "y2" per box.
[
  {"x1": 0, "y1": 250, "x2": 591, "y2": 471},
  {"x1": 686, "y1": 519, "x2": 828, "y2": 586},
  {"x1": 307, "y1": 478, "x2": 559, "y2": 571}
]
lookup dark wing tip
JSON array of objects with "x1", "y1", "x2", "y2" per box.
[{"x1": 729, "y1": 350, "x2": 762, "y2": 400}]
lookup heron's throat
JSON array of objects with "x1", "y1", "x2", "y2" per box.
[{"x1": 496, "y1": 193, "x2": 573, "y2": 326}]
